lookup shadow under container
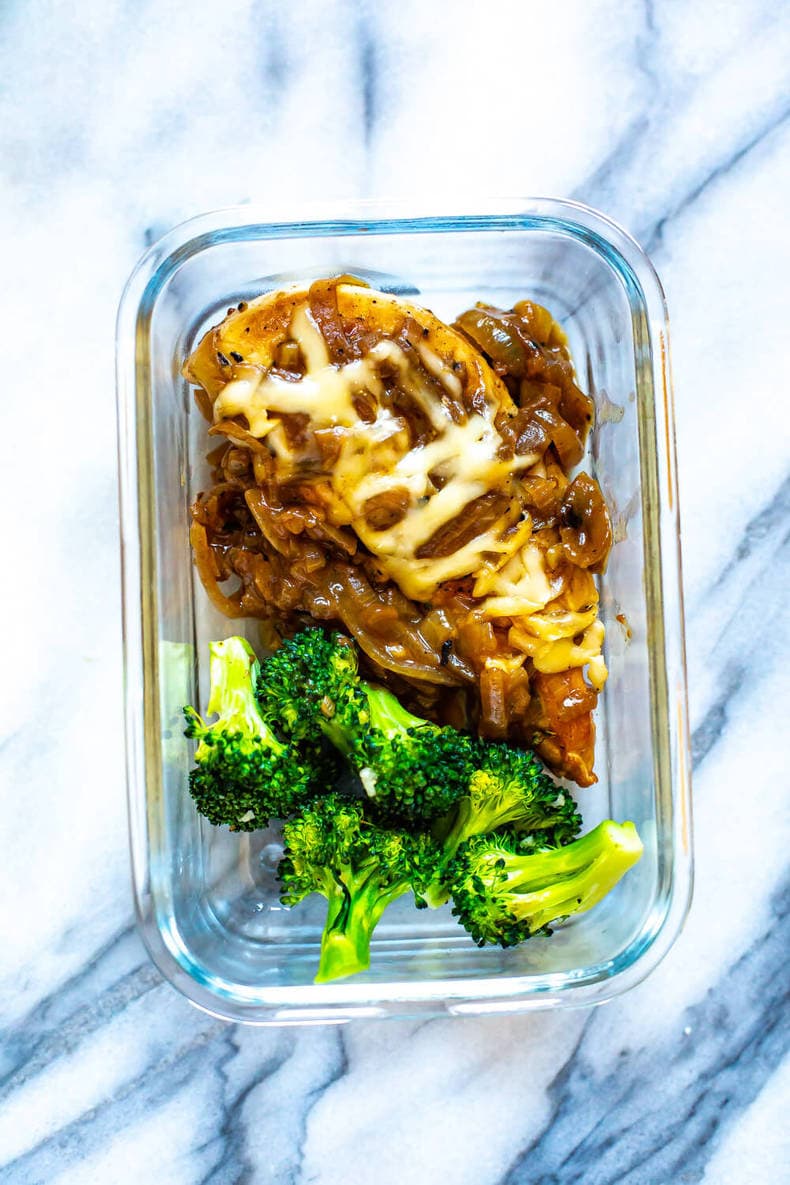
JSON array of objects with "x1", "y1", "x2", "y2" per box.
[{"x1": 117, "y1": 199, "x2": 692, "y2": 1025}]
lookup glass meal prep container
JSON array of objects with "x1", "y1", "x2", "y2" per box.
[{"x1": 116, "y1": 199, "x2": 692, "y2": 1025}]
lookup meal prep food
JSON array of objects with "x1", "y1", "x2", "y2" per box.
[
  {"x1": 182, "y1": 276, "x2": 641, "y2": 982},
  {"x1": 186, "y1": 277, "x2": 612, "y2": 786}
]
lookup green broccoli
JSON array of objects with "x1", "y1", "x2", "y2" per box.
[
  {"x1": 183, "y1": 636, "x2": 334, "y2": 830},
  {"x1": 255, "y1": 627, "x2": 361, "y2": 747},
  {"x1": 278, "y1": 794, "x2": 441, "y2": 982},
  {"x1": 421, "y1": 742, "x2": 583, "y2": 908},
  {"x1": 258, "y1": 628, "x2": 478, "y2": 826},
  {"x1": 446, "y1": 820, "x2": 643, "y2": 947}
]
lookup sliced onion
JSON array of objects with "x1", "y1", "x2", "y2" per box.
[{"x1": 559, "y1": 474, "x2": 613, "y2": 571}]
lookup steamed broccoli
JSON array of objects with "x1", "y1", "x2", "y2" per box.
[
  {"x1": 256, "y1": 627, "x2": 361, "y2": 747},
  {"x1": 421, "y1": 742, "x2": 583, "y2": 907},
  {"x1": 446, "y1": 820, "x2": 643, "y2": 947},
  {"x1": 183, "y1": 636, "x2": 334, "y2": 830},
  {"x1": 186, "y1": 630, "x2": 640, "y2": 981},
  {"x1": 278, "y1": 794, "x2": 441, "y2": 982},
  {"x1": 258, "y1": 629, "x2": 477, "y2": 826}
]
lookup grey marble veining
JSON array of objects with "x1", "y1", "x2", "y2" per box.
[{"x1": 1, "y1": 1, "x2": 789, "y2": 1182}]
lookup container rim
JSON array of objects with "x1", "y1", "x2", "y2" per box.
[{"x1": 118, "y1": 197, "x2": 670, "y2": 339}]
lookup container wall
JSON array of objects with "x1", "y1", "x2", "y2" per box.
[{"x1": 123, "y1": 208, "x2": 688, "y2": 1016}]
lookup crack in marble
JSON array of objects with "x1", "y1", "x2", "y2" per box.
[
  {"x1": 0, "y1": 1019, "x2": 229, "y2": 1185},
  {"x1": 710, "y1": 471, "x2": 790, "y2": 592},
  {"x1": 357, "y1": 3, "x2": 378, "y2": 153},
  {"x1": 0, "y1": 962, "x2": 162, "y2": 1106},
  {"x1": 679, "y1": 469, "x2": 790, "y2": 774},
  {"x1": 501, "y1": 879, "x2": 790, "y2": 1185},
  {"x1": 571, "y1": 10, "x2": 790, "y2": 256},
  {"x1": 196, "y1": 1027, "x2": 295, "y2": 1185},
  {"x1": 254, "y1": 0, "x2": 288, "y2": 98},
  {"x1": 0, "y1": 923, "x2": 156, "y2": 1097},
  {"x1": 143, "y1": 221, "x2": 171, "y2": 248},
  {"x1": 295, "y1": 1026, "x2": 350, "y2": 1185},
  {"x1": 646, "y1": 98, "x2": 790, "y2": 251},
  {"x1": 0, "y1": 726, "x2": 23, "y2": 754},
  {"x1": 571, "y1": 113, "x2": 651, "y2": 209},
  {"x1": 709, "y1": 508, "x2": 790, "y2": 658},
  {"x1": 636, "y1": 0, "x2": 660, "y2": 95},
  {"x1": 690, "y1": 662, "x2": 745, "y2": 770}
]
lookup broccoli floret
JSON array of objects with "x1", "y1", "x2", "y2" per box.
[
  {"x1": 257, "y1": 628, "x2": 363, "y2": 749},
  {"x1": 354, "y1": 685, "x2": 479, "y2": 824},
  {"x1": 278, "y1": 794, "x2": 441, "y2": 982},
  {"x1": 183, "y1": 636, "x2": 333, "y2": 830},
  {"x1": 421, "y1": 742, "x2": 583, "y2": 907},
  {"x1": 446, "y1": 820, "x2": 643, "y2": 947},
  {"x1": 258, "y1": 628, "x2": 477, "y2": 826},
  {"x1": 446, "y1": 744, "x2": 582, "y2": 847}
]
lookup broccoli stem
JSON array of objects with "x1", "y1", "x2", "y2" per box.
[
  {"x1": 422, "y1": 768, "x2": 581, "y2": 910},
  {"x1": 198, "y1": 637, "x2": 285, "y2": 760},
  {"x1": 503, "y1": 819, "x2": 641, "y2": 890},
  {"x1": 498, "y1": 821, "x2": 643, "y2": 932},
  {"x1": 316, "y1": 714, "x2": 354, "y2": 758},
  {"x1": 449, "y1": 820, "x2": 643, "y2": 947},
  {"x1": 315, "y1": 869, "x2": 407, "y2": 984},
  {"x1": 317, "y1": 684, "x2": 427, "y2": 757},
  {"x1": 316, "y1": 931, "x2": 369, "y2": 984},
  {"x1": 422, "y1": 793, "x2": 538, "y2": 908},
  {"x1": 315, "y1": 884, "x2": 372, "y2": 983},
  {"x1": 364, "y1": 686, "x2": 431, "y2": 735}
]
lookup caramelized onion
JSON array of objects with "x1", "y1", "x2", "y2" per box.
[
  {"x1": 189, "y1": 522, "x2": 245, "y2": 618},
  {"x1": 415, "y1": 492, "x2": 514, "y2": 560},
  {"x1": 479, "y1": 664, "x2": 508, "y2": 738},
  {"x1": 529, "y1": 669, "x2": 598, "y2": 787},
  {"x1": 363, "y1": 488, "x2": 411, "y2": 531},
  {"x1": 559, "y1": 473, "x2": 613, "y2": 571},
  {"x1": 454, "y1": 306, "x2": 531, "y2": 375},
  {"x1": 511, "y1": 300, "x2": 557, "y2": 345},
  {"x1": 208, "y1": 419, "x2": 274, "y2": 457},
  {"x1": 558, "y1": 380, "x2": 594, "y2": 436},
  {"x1": 307, "y1": 276, "x2": 357, "y2": 362},
  {"x1": 531, "y1": 405, "x2": 584, "y2": 470},
  {"x1": 323, "y1": 565, "x2": 467, "y2": 686},
  {"x1": 521, "y1": 476, "x2": 561, "y2": 514},
  {"x1": 185, "y1": 280, "x2": 612, "y2": 785}
]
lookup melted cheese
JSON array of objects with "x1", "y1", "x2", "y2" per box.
[
  {"x1": 213, "y1": 377, "x2": 276, "y2": 438},
  {"x1": 509, "y1": 618, "x2": 608, "y2": 690},
  {"x1": 206, "y1": 293, "x2": 607, "y2": 682},
  {"x1": 330, "y1": 413, "x2": 539, "y2": 599},
  {"x1": 415, "y1": 340, "x2": 464, "y2": 401},
  {"x1": 213, "y1": 297, "x2": 543, "y2": 599},
  {"x1": 367, "y1": 339, "x2": 454, "y2": 431},
  {"x1": 474, "y1": 543, "x2": 560, "y2": 618},
  {"x1": 514, "y1": 604, "x2": 599, "y2": 642},
  {"x1": 214, "y1": 305, "x2": 381, "y2": 431}
]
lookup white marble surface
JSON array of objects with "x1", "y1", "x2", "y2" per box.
[{"x1": 1, "y1": 1, "x2": 789, "y2": 1181}]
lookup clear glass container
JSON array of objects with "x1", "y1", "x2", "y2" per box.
[{"x1": 117, "y1": 199, "x2": 692, "y2": 1024}]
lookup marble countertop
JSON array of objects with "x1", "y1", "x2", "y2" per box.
[{"x1": 1, "y1": 1, "x2": 789, "y2": 1182}]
